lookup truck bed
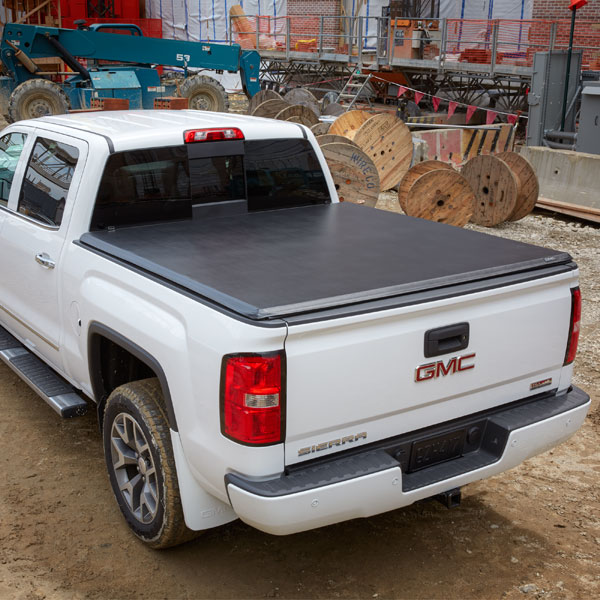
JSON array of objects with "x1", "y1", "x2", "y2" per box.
[{"x1": 79, "y1": 203, "x2": 574, "y2": 321}]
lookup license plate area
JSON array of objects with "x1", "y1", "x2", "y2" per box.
[{"x1": 408, "y1": 428, "x2": 467, "y2": 472}]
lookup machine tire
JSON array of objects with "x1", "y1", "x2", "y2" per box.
[
  {"x1": 103, "y1": 378, "x2": 198, "y2": 549},
  {"x1": 7, "y1": 78, "x2": 69, "y2": 123},
  {"x1": 180, "y1": 74, "x2": 229, "y2": 112}
]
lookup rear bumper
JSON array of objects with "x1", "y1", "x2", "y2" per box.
[{"x1": 226, "y1": 386, "x2": 590, "y2": 535}]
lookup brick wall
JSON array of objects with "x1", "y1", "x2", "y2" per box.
[
  {"x1": 287, "y1": 0, "x2": 341, "y2": 50},
  {"x1": 532, "y1": 0, "x2": 600, "y2": 20},
  {"x1": 530, "y1": 1, "x2": 600, "y2": 68}
]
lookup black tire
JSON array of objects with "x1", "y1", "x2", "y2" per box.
[
  {"x1": 102, "y1": 378, "x2": 197, "y2": 549},
  {"x1": 180, "y1": 74, "x2": 229, "y2": 112},
  {"x1": 7, "y1": 78, "x2": 69, "y2": 123}
]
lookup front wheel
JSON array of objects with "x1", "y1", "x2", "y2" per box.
[
  {"x1": 103, "y1": 378, "x2": 196, "y2": 548},
  {"x1": 7, "y1": 78, "x2": 69, "y2": 123}
]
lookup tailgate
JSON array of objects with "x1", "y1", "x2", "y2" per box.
[{"x1": 283, "y1": 270, "x2": 577, "y2": 466}]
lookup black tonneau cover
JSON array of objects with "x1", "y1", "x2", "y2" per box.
[{"x1": 79, "y1": 203, "x2": 573, "y2": 320}]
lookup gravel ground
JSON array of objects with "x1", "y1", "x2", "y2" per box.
[{"x1": 0, "y1": 110, "x2": 598, "y2": 599}]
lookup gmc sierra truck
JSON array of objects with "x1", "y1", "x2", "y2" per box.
[{"x1": 0, "y1": 110, "x2": 589, "y2": 548}]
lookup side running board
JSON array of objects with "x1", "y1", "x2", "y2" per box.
[{"x1": 0, "y1": 325, "x2": 87, "y2": 418}]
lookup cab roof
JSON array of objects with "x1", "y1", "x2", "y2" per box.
[{"x1": 23, "y1": 110, "x2": 307, "y2": 152}]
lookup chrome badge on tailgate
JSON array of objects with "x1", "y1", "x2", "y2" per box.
[{"x1": 415, "y1": 353, "x2": 476, "y2": 382}]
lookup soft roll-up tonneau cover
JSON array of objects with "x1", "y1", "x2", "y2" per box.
[{"x1": 79, "y1": 203, "x2": 573, "y2": 320}]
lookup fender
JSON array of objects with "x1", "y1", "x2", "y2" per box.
[{"x1": 87, "y1": 321, "x2": 178, "y2": 431}]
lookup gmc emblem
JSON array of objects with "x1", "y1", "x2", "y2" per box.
[{"x1": 415, "y1": 353, "x2": 476, "y2": 382}]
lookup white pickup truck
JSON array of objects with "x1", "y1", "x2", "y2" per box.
[{"x1": 0, "y1": 110, "x2": 590, "y2": 548}]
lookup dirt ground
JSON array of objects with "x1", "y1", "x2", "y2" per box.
[{"x1": 0, "y1": 116, "x2": 599, "y2": 599}]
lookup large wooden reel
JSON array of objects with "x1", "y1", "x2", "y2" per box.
[
  {"x1": 251, "y1": 98, "x2": 291, "y2": 119},
  {"x1": 283, "y1": 88, "x2": 320, "y2": 117},
  {"x1": 316, "y1": 134, "x2": 360, "y2": 148},
  {"x1": 398, "y1": 160, "x2": 454, "y2": 213},
  {"x1": 404, "y1": 170, "x2": 475, "y2": 227},
  {"x1": 321, "y1": 142, "x2": 380, "y2": 207},
  {"x1": 461, "y1": 155, "x2": 518, "y2": 227},
  {"x1": 496, "y1": 151, "x2": 539, "y2": 221},
  {"x1": 311, "y1": 122, "x2": 331, "y2": 136},
  {"x1": 322, "y1": 102, "x2": 345, "y2": 117},
  {"x1": 248, "y1": 89, "x2": 282, "y2": 115},
  {"x1": 329, "y1": 110, "x2": 370, "y2": 140},
  {"x1": 353, "y1": 113, "x2": 413, "y2": 191},
  {"x1": 275, "y1": 104, "x2": 320, "y2": 127}
]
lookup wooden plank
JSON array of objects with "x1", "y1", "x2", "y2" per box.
[{"x1": 536, "y1": 197, "x2": 600, "y2": 224}]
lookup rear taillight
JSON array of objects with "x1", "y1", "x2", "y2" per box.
[
  {"x1": 220, "y1": 352, "x2": 285, "y2": 445},
  {"x1": 184, "y1": 127, "x2": 244, "y2": 143},
  {"x1": 564, "y1": 287, "x2": 581, "y2": 365}
]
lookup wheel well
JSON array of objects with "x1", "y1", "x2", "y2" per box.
[{"x1": 88, "y1": 324, "x2": 178, "y2": 432}]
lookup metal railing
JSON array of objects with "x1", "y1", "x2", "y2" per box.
[{"x1": 227, "y1": 15, "x2": 600, "y2": 75}]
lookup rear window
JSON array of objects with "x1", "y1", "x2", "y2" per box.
[{"x1": 90, "y1": 138, "x2": 330, "y2": 230}]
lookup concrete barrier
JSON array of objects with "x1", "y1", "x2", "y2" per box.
[{"x1": 520, "y1": 146, "x2": 600, "y2": 211}]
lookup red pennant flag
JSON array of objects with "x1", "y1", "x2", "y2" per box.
[
  {"x1": 507, "y1": 113, "x2": 518, "y2": 125},
  {"x1": 396, "y1": 86, "x2": 407, "y2": 98},
  {"x1": 432, "y1": 96, "x2": 441, "y2": 112},
  {"x1": 447, "y1": 100, "x2": 457, "y2": 119},
  {"x1": 486, "y1": 110, "x2": 497, "y2": 125},
  {"x1": 414, "y1": 91, "x2": 424, "y2": 105},
  {"x1": 466, "y1": 105, "x2": 477, "y2": 123}
]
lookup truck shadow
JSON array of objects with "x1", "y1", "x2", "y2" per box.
[{"x1": 0, "y1": 365, "x2": 576, "y2": 599}]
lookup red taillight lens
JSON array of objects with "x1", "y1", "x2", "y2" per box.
[
  {"x1": 221, "y1": 352, "x2": 284, "y2": 445},
  {"x1": 184, "y1": 127, "x2": 244, "y2": 143},
  {"x1": 564, "y1": 287, "x2": 581, "y2": 365}
]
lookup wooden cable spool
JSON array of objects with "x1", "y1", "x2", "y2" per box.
[
  {"x1": 274, "y1": 104, "x2": 320, "y2": 127},
  {"x1": 283, "y1": 88, "x2": 320, "y2": 117},
  {"x1": 496, "y1": 151, "x2": 539, "y2": 221},
  {"x1": 247, "y1": 89, "x2": 282, "y2": 115},
  {"x1": 403, "y1": 170, "x2": 475, "y2": 228},
  {"x1": 316, "y1": 134, "x2": 360, "y2": 148},
  {"x1": 461, "y1": 155, "x2": 518, "y2": 227},
  {"x1": 329, "y1": 110, "x2": 370, "y2": 140},
  {"x1": 321, "y1": 142, "x2": 380, "y2": 207},
  {"x1": 310, "y1": 122, "x2": 331, "y2": 136},
  {"x1": 398, "y1": 160, "x2": 454, "y2": 213},
  {"x1": 322, "y1": 102, "x2": 345, "y2": 117},
  {"x1": 353, "y1": 113, "x2": 413, "y2": 191},
  {"x1": 286, "y1": 116, "x2": 304, "y2": 123},
  {"x1": 251, "y1": 98, "x2": 291, "y2": 119}
]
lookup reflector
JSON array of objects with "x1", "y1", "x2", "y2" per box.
[{"x1": 564, "y1": 287, "x2": 581, "y2": 365}]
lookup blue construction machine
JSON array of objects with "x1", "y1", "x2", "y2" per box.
[{"x1": 0, "y1": 21, "x2": 261, "y2": 122}]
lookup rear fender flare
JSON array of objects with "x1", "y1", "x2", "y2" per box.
[{"x1": 87, "y1": 322, "x2": 178, "y2": 431}]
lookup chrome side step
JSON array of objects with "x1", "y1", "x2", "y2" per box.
[{"x1": 0, "y1": 325, "x2": 87, "y2": 418}]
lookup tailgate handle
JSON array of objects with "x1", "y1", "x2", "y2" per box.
[{"x1": 424, "y1": 323, "x2": 469, "y2": 358}]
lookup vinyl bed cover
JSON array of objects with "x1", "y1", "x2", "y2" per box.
[{"x1": 79, "y1": 203, "x2": 574, "y2": 321}]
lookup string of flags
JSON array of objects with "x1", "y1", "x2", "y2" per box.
[{"x1": 371, "y1": 75, "x2": 524, "y2": 126}]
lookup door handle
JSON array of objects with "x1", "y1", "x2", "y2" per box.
[{"x1": 35, "y1": 252, "x2": 56, "y2": 269}]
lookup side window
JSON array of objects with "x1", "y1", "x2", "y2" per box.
[
  {"x1": 0, "y1": 132, "x2": 28, "y2": 207},
  {"x1": 18, "y1": 137, "x2": 79, "y2": 227}
]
